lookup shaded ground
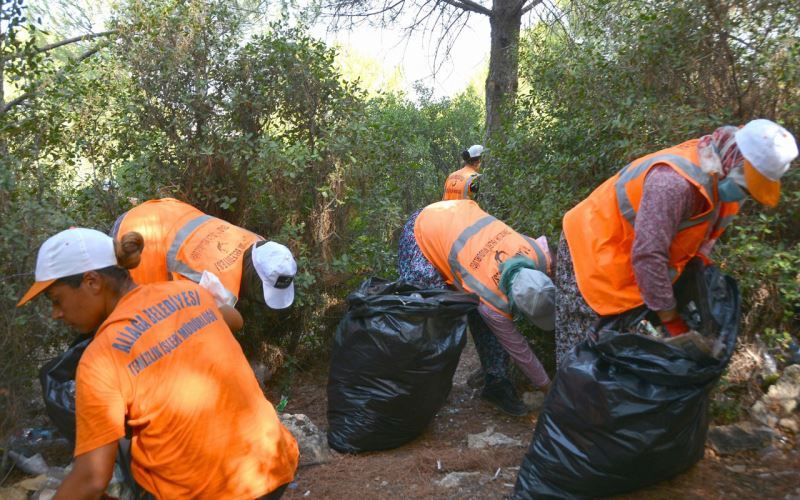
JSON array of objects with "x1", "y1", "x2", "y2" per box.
[{"x1": 273, "y1": 339, "x2": 800, "y2": 500}]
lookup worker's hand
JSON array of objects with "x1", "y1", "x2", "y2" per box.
[{"x1": 199, "y1": 270, "x2": 237, "y2": 308}]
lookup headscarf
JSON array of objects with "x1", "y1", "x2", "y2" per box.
[
  {"x1": 499, "y1": 256, "x2": 539, "y2": 306},
  {"x1": 696, "y1": 125, "x2": 743, "y2": 177}
]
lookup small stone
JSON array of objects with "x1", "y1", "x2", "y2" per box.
[
  {"x1": 707, "y1": 422, "x2": 776, "y2": 455},
  {"x1": 435, "y1": 472, "x2": 480, "y2": 488},
  {"x1": 725, "y1": 465, "x2": 747, "y2": 473},
  {"x1": 521, "y1": 391, "x2": 546, "y2": 410},
  {"x1": 779, "y1": 418, "x2": 799, "y2": 433},
  {"x1": 750, "y1": 401, "x2": 779, "y2": 427},
  {"x1": 759, "y1": 445, "x2": 784, "y2": 461},
  {"x1": 279, "y1": 413, "x2": 330, "y2": 466},
  {"x1": 0, "y1": 487, "x2": 28, "y2": 500},
  {"x1": 31, "y1": 489, "x2": 57, "y2": 500},
  {"x1": 15, "y1": 475, "x2": 48, "y2": 491},
  {"x1": 467, "y1": 427, "x2": 523, "y2": 449},
  {"x1": 766, "y1": 365, "x2": 800, "y2": 412}
]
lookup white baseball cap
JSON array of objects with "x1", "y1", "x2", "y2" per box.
[
  {"x1": 467, "y1": 144, "x2": 484, "y2": 159},
  {"x1": 18, "y1": 228, "x2": 118, "y2": 306},
  {"x1": 735, "y1": 119, "x2": 798, "y2": 207},
  {"x1": 509, "y1": 268, "x2": 555, "y2": 331},
  {"x1": 252, "y1": 241, "x2": 296, "y2": 309}
]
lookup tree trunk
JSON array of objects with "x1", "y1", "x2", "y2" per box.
[{"x1": 485, "y1": 0, "x2": 522, "y2": 142}]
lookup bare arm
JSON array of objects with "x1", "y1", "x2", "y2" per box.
[
  {"x1": 220, "y1": 304, "x2": 244, "y2": 332},
  {"x1": 54, "y1": 441, "x2": 117, "y2": 500}
]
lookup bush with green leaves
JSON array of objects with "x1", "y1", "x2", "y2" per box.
[
  {"x1": 493, "y1": 0, "x2": 800, "y2": 337},
  {"x1": 0, "y1": 0, "x2": 485, "y2": 438}
]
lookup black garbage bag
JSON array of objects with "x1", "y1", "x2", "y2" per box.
[
  {"x1": 514, "y1": 265, "x2": 740, "y2": 499},
  {"x1": 39, "y1": 335, "x2": 148, "y2": 498},
  {"x1": 327, "y1": 277, "x2": 479, "y2": 453},
  {"x1": 39, "y1": 335, "x2": 92, "y2": 442}
]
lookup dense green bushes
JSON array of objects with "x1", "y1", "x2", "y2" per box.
[
  {"x1": 493, "y1": 0, "x2": 800, "y2": 336},
  {"x1": 1, "y1": 0, "x2": 797, "y2": 441},
  {"x1": 0, "y1": 0, "x2": 484, "y2": 436}
]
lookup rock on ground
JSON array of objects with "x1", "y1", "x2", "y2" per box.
[
  {"x1": 467, "y1": 426, "x2": 523, "y2": 449},
  {"x1": 521, "y1": 391, "x2": 546, "y2": 410},
  {"x1": 279, "y1": 413, "x2": 330, "y2": 466},
  {"x1": 0, "y1": 487, "x2": 28, "y2": 500},
  {"x1": 707, "y1": 422, "x2": 776, "y2": 455},
  {"x1": 434, "y1": 472, "x2": 481, "y2": 488},
  {"x1": 750, "y1": 364, "x2": 800, "y2": 428}
]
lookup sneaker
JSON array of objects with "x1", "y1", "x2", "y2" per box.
[{"x1": 480, "y1": 379, "x2": 529, "y2": 416}]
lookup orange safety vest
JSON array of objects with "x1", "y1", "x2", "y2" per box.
[
  {"x1": 112, "y1": 198, "x2": 263, "y2": 297},
  {"x1": 443, "y1": 166, "x2": 481, "y2": 201},
  {"x1": 415, "y1": 200, "x2": 550, "y2": 317},
  {"x1": 562, "y1": 139, "x2": 740, "y2": 315}
]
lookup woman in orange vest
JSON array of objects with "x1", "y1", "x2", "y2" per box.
[
  {"x1": 556, "y1": 119, "x2": 798, "y2": 365},
  {"x1": 398, "y1": 199, "x2": 555, "y2": 416},
  {"x1": 18, "y1": 228, "x2": 298, "y2": 499},
  {"x1": 111, "y1": 198, "x2": 296, "y2": 312},
  {"x1": 443, "y1": 144, "x2": 484, "y2": 200}
]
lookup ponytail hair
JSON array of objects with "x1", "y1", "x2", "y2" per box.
[
  {"x1": 461, "y1": 150, "x2": 471, "y2": 162},
  {"x1": 114, "y1": 231, "x2": 144, "y2": 270}
]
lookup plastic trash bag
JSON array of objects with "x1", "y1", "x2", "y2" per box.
[
  {"x1": 327, "y1": 278, "x2": 479, "y2": 453},
  {"x1": 514, "y1": 265, "x2": 740, "y2": 499},
  {"x1": 39, "y1": 336, "x2": 150, "y2": 499},
  {"x1": 39, "y1": 335, "x2": 92, "y2": 442}
]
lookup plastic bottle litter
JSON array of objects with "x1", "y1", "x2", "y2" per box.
[
  {"x1": 638, "y1": 319, "x2": 664, "y2": 338},
  {"x1": 8, "y1": 450, "x2": 49, "y2": 476}
]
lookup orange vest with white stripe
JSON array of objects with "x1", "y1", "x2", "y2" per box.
[
  {"x1": 112, "y1": 198, "x2": 263, "y2": 297},
  {"x1": 415, "y1": 200, "x2": 550, "y2": 317},
  {"x1": 562, "y1": 139, "x2": 740, "y2": 315},
  {"x1": 443, "y1": 166, "x2": 481, "y2": 200}
]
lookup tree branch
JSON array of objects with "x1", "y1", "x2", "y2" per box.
[
  {"x1": 35, "y1": 30, "x2": 116, "y2": 55},
  {"x1": 521, "y1": 0, "x2": 544, "y2": 16},
  {"x1": 437, "y1": 0, "x2": 492, "y2": 17},
  {"x1": 1, "y1": 43, "x2": 106, "y2": 116}
]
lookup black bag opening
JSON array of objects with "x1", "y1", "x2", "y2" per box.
[{"x1": 514, "y1": 263, "x2": 740, "y2": 499}]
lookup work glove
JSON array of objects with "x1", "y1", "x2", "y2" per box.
[
  {"x1": 661, "y1": 316, "x2": 690, "y2": 337},
  {"x1": 199, "y1": 270, "x2": 237, "y2": 308}
]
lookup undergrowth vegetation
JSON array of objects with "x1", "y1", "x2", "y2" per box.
[{"x1": 1, "y1": 0, "x2": 797, "y2": 438}]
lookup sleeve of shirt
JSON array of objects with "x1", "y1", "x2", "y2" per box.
[
  {"x1": 74, "y1": 344, "x2": 126, "y2": 457},
  {"x1": 631, "y1": 166, "x2": 697, "y2": 312}
]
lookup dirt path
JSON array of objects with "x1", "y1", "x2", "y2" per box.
[{"x1": 275, "y1": 340, "x2": 800, "y2": 499}]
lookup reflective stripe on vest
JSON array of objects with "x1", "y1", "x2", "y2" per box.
[
  {"x1": 714, "y1": 213, "x2": 736, "y2": 234},
  {"x1": 166, "y1": 214, "x2": 213, "y2": 281},
  {"x1": 446, "y1": 215, "x2": 547, "y2": 314},
  {"x1": 615, "y1": 153, "x2": 718, "y2": 231},
  {"x1": 447, "y1": 215, "x2": 509, "y2": 312}
]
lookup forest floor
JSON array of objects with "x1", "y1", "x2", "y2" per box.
[{"x1": 274, "y1": 339, "x2": 800, "y2": 500}]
